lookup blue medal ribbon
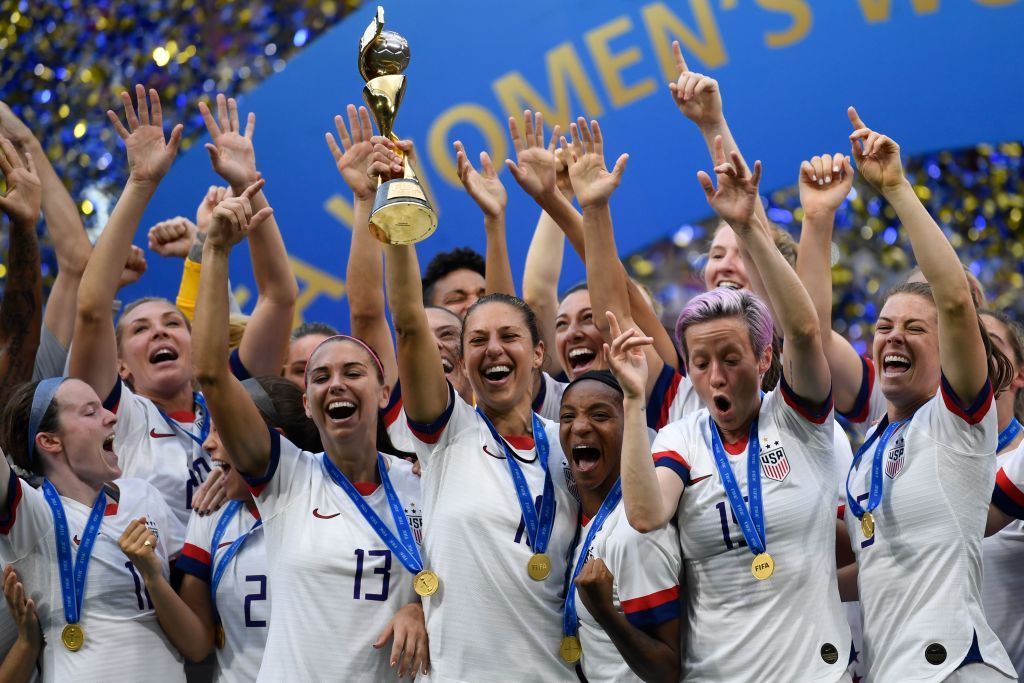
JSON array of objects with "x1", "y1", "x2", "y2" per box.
[
  {"x1": 563, "y1": 479, "x2": 622, "y2": 640},
  {"x1": 845, "y1": 415, "x2": 911, "y2": 522},
  {"x1": 156, "y1": 392, "x2": 211, "y2": 448},
  {"x1": 476, "y1": 409, "x2": 556, "y2": 557},
  {"x1": 998, "y1": 418, "x2": 1022, "y2": 453},
  {"x1": 709, "y1": 418, "x2": 767, "y2": 556},
  {"x1": 42, "y1": 481, "x2": 106, "y2": 628},
  {"x1": 209, "y1": 500, "x2": 262, "y2": 622},
  {"x1": 322, "y1": 453, "x2": 425, "y2": 576}
]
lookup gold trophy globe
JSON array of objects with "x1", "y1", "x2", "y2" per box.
[{"x1": 358, "y1": 6, "x2": 438, "y2": 244}]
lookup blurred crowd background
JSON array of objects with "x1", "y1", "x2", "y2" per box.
[{"x1": 2, "y1": 0, "x2": 1022, "y2": 353}]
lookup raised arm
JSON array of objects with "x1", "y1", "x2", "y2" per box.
[
  {"x1": 0, "y1": 137, "x2": 42, "y2": 394},
  {"x1": 849, "y1": 107, "x2": 986, "y2": 400},
  {"x1": 453, "y1": 140, "x2": 513, "y2": 296},
  {"x1": 0, "y1": 103, "x2": 90, "y2": 353},
  {"x1": 192, "y1": 182, "x2": 275, "y2": 476},
  {"x1": 605, "y1": 313, "x2": 682, "y2": 531},
  {"x1": 522, "y1": 206, "x2": 566, "y2": 376},
  {"x1": 698, "y1": 138, "x2": 830, "y2": 404},
  {"x1": 200, "y1": 94, "x2": 297, "y2": 377},
  {"x1": 795, "y1": 151, "x2": 866, "y2": 413},
  {"x1": 70, "y1": 86, "x2": 182, "y2": 398},
  {"x1": 376, "y1": 144, "x2": 449, "y2": 424},
  {"x1": 329, "y1": 104, "x2": 398, "y2": 389}
]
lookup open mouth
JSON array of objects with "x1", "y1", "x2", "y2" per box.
[
  {"x1": 571, "y1": 444, "x2": 602, "y2": 474},
  {"x1": 567, "y1": 347, "x2": 597, "y2": 372},
  {"x1": 149, "y1": 347, "x2": 179, "y2": 365},
  {"x1": 882, "y1": 353, "x2": 911, "y2": 377},
  {"x1": 716, "y1": 280, "x2": 743, "y2": 290},
  {"x1": 440, "y1": 357, "x2": 454, "y2": 374},
  {"x1": 325, "y1": 400, "x2": 357, "y2": 420},
  {"x1": 482, "y1": 364, "x2": 513, "y2": 384},
  {"x1": 712, "y1": 394, "x2": 733, "y2": 416},
  {"x1": 102, "y1": 434, "x2": 115, "y2": 452}
]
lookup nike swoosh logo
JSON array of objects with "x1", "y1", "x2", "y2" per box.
[
  {"x1": 217, "y1": 541, "x2": 233, "y2": 549},
  {"x1": 312, "y1": 508, "x2": 341, "y2": 520},
  {"x1": 149, "y1": 429, "x2": 176, "y2": 439},
  {"x1": 689, "y1": 474, "x2": 712, "y2": 485}
]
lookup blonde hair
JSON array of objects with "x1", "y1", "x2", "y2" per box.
[{"x1": 228, "y1": 314, "x2": 250, "y2": 351}]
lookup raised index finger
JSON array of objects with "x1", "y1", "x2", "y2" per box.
[
  {"x1": 847, "y1": 106, "x2": 867, "y2": 131},
  {"x1": 672, "y1": 40, "x2": 688, "y2": 74}
]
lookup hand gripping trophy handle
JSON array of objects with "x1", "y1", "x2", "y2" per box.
[{"x1": 358, "y1": 6, "x2": 438, "y2": 245}]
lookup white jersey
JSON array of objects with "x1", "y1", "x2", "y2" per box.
[
  {"x1": 105, "y1": 379, "x2": 210, "y2": 545},
  {"x1": 244, "y1": 431, "x2": 421, "y2": 682},
  {"x1": 179, "y1": 502, "x2": 268, "y2": 683},
  {"x1": 652, "y1": 380, "x2": 850, "y2": 681},
  {"x1": 574, "y1": 503, "x2": 681, "y2": 683},
  {"x1": 533, "y1": 371, "x2": 568, "y2": 422},
  {"x1": 838, "y1": 356, "x2": 888, "y2": 438},
  {"x1": 408, "y1": 386, "x2": 579, "y2": 682},
  {"x1": 846, "y1": 378, "x2": 1015, "y2": 681},
  {"x1": 383, "y1": 381, "x2": 416, "y2": 454},
  {"x1": 0, "y1": 476, "x2": 185, "y2": 683},
  {"x1": 994, "y1": 442, "x2": 1024, "y2": 519},
  {"x1": 984, "y1": 441, "x2": 1024, "y2": 675},
  {"x1": 647, "y1": 364, "x2": 702, "y2": 431}
]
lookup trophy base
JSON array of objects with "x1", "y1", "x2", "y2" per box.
[{"x1": 369, "y1": 178, "x2": 438, "y2": 245}]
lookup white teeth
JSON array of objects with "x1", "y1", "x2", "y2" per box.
[
  {"x1": 328, "y1": 401, "x2": 355, "y2": 410},
  {"x1": 717, "y1": 280, "x2": 741, "y2": 290},
  {"x1": 485, "y1": 365, "x2": 511, "y2": 374},
  {"x1": 441, "y1": 359, "x2": 454, "y2": 373},
  {"x1": 102, "y1": 434, "x2": 115, "y2": 452},
  {"x1": 568, "y1": 348, "x2": 594, "y2": 359},
  {"x1": 884, "y1": 354, "x2": 910, "y2": 364}
]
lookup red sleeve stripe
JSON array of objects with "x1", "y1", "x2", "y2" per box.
[
  {"x1": 102, "y1": 378, "x2": 122, "y2": 414},
  {"x1": 382, "y1": 382, "x2": 404, "y2": 427},
  {"x1": 180, "y1": 542, "x2": 211, "y2": 566},
  {"x1": 176, "y1": 546, "x2": 212, "y2": 583},
  {"x1": 622, "y1": 586, "x2": 681, "y2": 627},
  {"x1": 0, "y1": 474, "x2": 23, "y2": 535},
  {"x1": 653, "y1": 450, "x2": 691, "y2": 485},
  {"x1": 940, "y1": 374, "x2": 992, "y2": 426},
  {"x1": 780, "y1": 375, "x2": 832, "y2": 425},
  {"x1": 839, "y1": 357, "x2": 874, "y2": 424},
  {"x1": 995, "y1": 468, "x2": 1024, "y2": 510},
  {"x1": 407, "y1": 383, "x2": 455, "y2": 445},
  {"x1": 243, "y1": 428, "x2": 280, "y2": 497},
  {"x1": 647, "y1": 365, "x2": 681, "y2": 431}
]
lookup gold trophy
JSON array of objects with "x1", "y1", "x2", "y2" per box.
[{"x1": 358, "y1": 6, "x2": 438, "y2": 244}]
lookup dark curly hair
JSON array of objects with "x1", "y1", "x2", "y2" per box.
[{"x1": 421, "y1": 247, "x2": 486, "y2": 304}]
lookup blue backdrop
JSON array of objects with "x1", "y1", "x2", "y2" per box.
[{"x1": 130, "y1": 0, "x2": 1024, "y2": 326}]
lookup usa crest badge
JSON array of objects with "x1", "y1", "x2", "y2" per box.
[
  {"x1": 760, "y1": 441, "x2": 791, "y2": 482},
  {"x1": 884, "y1": 436, "x2": 906, "y2": 479}
]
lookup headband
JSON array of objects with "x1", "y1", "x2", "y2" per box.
[
  {"x1": 241, "y1": 378, "x2": 283, "y2": 426},
  {"x1": 564, "y1": 369, "x2": 624, "y2": 397},
  {"x1": 305, "y1": 334, "x2": 385, "y2": 383},
  {"x1": 28, "y1": 377, "x2": 67, "y2": 465}
]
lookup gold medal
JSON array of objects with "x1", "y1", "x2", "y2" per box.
[
  {"x1": 861, "y1": 511, "x2": 875, "y2": 538},
  {"x1": 62, "y1": 623, "x2": 85, "y2": 651},
  {"x1": 527, "y1": 552, "x2": 551, "y2": 581},
  {"x1": 560, "y1": 635, "x2": 582, "y2": 663},
  {"x1": 413, "y1": 570, "x2": 440, "y2": 597},
  {"x1": 751, "y1": 552, "x2": 774, "y2": 580},
  {"x1": 215, "y1": 625, "x2": 226, "y2": 650}
]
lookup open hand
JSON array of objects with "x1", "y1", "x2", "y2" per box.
[
  {"x1": 118, "y1": 517, "x2": 162, "y2": 582},
  {"x1": 454, "y1": 140, "x2": 507, "y2": 218},
  {"x1": 0, "y1": 136, "x2": 41, "y2": 225},
  {"x1": 190, "y1": 467, "x2": 228, "y2": 516},
  {"x1": 848, "y1": 107, "x2": 905, "y2": 195},
  {"x1": 604, "y1": 311, "x2": 652, "y2": 401},
  {"x1": 799, "y1": 152, "x2": 854, "y2": 219},
  {"x1": 326, "y1": 105, "x2": 380, "y2": 201},
  {"x1": 561, "y1": 118, "x2": 628, "y2": 209},
  {"x1": 107, "y1": 84, "x2": 183, "y2": 188},
  {"x1": 206, "y1": 179, "x2": 274, "y2": 250},
  {"x1": 668, "y1": 41, "x2": 723, "y2": 129},
  {"x1": 697, "y1": 136, "x2": 762, "y2": 230},
  {"x1": 3, "y1": 566, "x2": 41, "y2": 652},
  {"x1": 374, "y1": 601, "x2": 429, "y2": 678},
  {"x1": 505, "y1": 110, "x2": 561, "y2": 201},
  {"x1": 200, "y1": 94, "x2": 258, "y2": 190}
]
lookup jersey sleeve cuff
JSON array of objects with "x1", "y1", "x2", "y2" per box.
[
  {"x1": 0, "y1": 471, "x2": 22, "y2": 535},
  {"x1": 838, "y1": 356, "x2": 874, "y2": 423},
  {"x1": 940, "y1": 373, "x2": 992, "y2": 426},
  {"x1": 103, "y1": 378, "x2": 123, "y2": 413},
  {"x1": 406, "y1": 382, "x2": 455, "y2": 445},
  {"x1": 622, "y1": 586, "x2": 681, "y2": 628},
  {"x1": 243, "y1": 428, "x2": 281, "y2": 497},
  {"x1": 229, "y1": 348, "x2": 252, "y2": 382},
  {"x1": 994, "y1": 468, "x2": 1024, "y2": 519},
  {"x1": 177, "y1": 543, "x2": 212, "y2": 583},
  {"x1": 653, "y1": 450, "x2": 691, "y2": 485},
  {"x1": 647, "y1": 365, "x2": 682, "y2": 431},
  {"x1": 780, "y1": 375, "x2": 832, "y2": 425},
  {"x1": 382, "y1": 380, "x2": 403, "y2": 428}
]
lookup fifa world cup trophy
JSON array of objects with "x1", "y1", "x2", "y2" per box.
[{"x1": 358, "y1": 6, "x2": 438, "y2": 244}]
